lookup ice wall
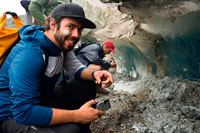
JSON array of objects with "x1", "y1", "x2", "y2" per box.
[{"x1": 73, "y1": 0, "x2": 200, "y2": 80}]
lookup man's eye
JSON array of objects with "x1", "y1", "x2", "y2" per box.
[{"x1": 68, "y1": 25, "x2": 73, "y2": 30}]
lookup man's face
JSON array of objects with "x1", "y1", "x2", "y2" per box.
[
  {"x1": 104, "y1": 46, "x2": 112, "y2": 55},
  {"x1": 54, "y1": 18, "x2": 84, "y2": 51}
]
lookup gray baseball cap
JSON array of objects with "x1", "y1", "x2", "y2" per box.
[{"x1": 50, "y1": 3, "x2": 96, "y2": 29}]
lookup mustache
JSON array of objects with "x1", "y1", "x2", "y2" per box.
[{"x1": 65, "y1": 36, "x2": 79, "y2": 44}]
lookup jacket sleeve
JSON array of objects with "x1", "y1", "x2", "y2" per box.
[
  {"x1": 63, "y1": 51, "x2": 86, "y2": 78},
  {"x1": 81, "y1": 45, "x2": 110, "y2": 70},
  {"x1": 29, "y1": 0, "x2": 65, "y2": 26},
  {"x1": 29, "y1": 0, "x2": 48, "y2": 26},
  {"x1": 9, "y1": 48, "x2": 52, "y2": 126}
]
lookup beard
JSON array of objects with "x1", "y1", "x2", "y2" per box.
[
  {"x1": 54, "y1": 32, "x2": 65, "y2": 50},
  {"x1": 54, "y1": 30, "x2": 79, "y2": 51}
]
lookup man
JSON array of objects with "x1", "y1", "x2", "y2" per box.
[
  {"x1": 76, "y1": 40, "x2": 117, "y2": 70},
  {"x1": 29, "y1": 0, "x2": 71, "y2": 26},
  {"x1": 20, "y1": 0, "x2": 33, "y2": 24},
  {"x1": 0, "y1": 3, "x2": 113, "y2": 133}
]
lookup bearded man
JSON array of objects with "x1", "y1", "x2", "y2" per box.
[{"x1": 0, "y1": 3, "x2": 113, "y2": 133}]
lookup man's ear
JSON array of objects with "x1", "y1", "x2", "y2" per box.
[{"x1": 49, "y1": 18, "x2": 57, "y2": 31}]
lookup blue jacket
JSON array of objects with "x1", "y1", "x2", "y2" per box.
[
  {"x1": 76, "y1": 42, "x2": 110, "y2": 69},
  {"x1": 0, "y1": 25, "x2": 85, "y2": 126}
]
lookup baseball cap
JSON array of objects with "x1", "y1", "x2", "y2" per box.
[
  {"x1": 50, "y1": 3, "x2": 96, "y2": 29},
  {"x1": 104, "y1": 40, "x2": 116, "y2": 54}
]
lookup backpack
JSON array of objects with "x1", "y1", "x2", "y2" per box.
[
  {"x1": 0, "y1": 12, "x2": 49, "y2": 69},
  {"x1": 0, "y1": 12, "x2": 24, "y2": 67},
  {"x1": 0, "y1": 12, "x2": 49, "y2": 92},
  {"x1": 74, "y1": 42, "x2": 95, "y2": 55}
]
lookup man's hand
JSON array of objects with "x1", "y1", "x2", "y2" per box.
[
  {"x1": 76, "y1": 100, "x2": 105, "y2": 124},
  {"x1": 93, "y1": 70, "x2": 114, "y2": 88},
  {"x1": 50, "y1": 100, "x2": 105, "y2": 125},
  {"x1": 110, "y1": 61, "x2": 116, "y2": 68}
]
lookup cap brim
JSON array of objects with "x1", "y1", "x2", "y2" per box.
[
  {"x1": 62, "y1": 15, "x2": 96, "y2": 29},
  {"x1": 110, "y1": 48, "x2": 116, "y2": 54}
]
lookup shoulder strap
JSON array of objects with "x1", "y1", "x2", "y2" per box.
[
  {"x1": 6, "y1": 12, "x2": 24, "y2": 29},
  {"x1": 39, "y1": 48, "x2": 49, "y2": 92},
  {"x1": 42, "y1": 49, "x2": 49, "y2": 74},
  {"x1": 0, "y1": 88, "x2": 10, "y2": 92}
]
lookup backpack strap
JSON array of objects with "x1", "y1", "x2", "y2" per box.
[
  {"x1": 42, "y1": 49, "x2": 49, "y2": 74},
  {"x1": 39, "y1": 48, "x2": 49, "y2": 91},
  {"x1": 0, "y1": 88, "x2": 10, "y2": 92},
  {"x1": 6, "y1": 12, "x2": 24, "y2": 29}
]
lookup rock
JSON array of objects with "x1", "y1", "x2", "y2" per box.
[{"x1": 91, "y1": 74, "x2": 200, "y2": 133}]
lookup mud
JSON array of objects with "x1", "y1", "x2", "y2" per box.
[{"x1": 91, "y1": 74, "x2": 200, "y2": 133}]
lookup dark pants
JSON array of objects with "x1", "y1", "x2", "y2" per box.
[
  {"x1": 20, "y1": 0, "x2": 31, "y2": 12},
  {"x1": 0, "y1": 79, "x2": 96, "y2": 133}
]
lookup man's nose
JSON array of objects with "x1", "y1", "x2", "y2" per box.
[{"x1": 71, "y1": 29, "x2": 79, "y2": 38}]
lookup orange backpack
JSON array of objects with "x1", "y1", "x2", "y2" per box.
[{"x1": 0, "y1": 12, "x2": 24, "y2": 67}]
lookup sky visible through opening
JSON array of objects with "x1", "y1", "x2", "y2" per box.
[{"x1": 0, "y1": 0, "x2": 25, "y2": 16}]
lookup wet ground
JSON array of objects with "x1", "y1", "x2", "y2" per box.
[{"x1": 91, "y1": 74, "x2": 200, "y2": 133}]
